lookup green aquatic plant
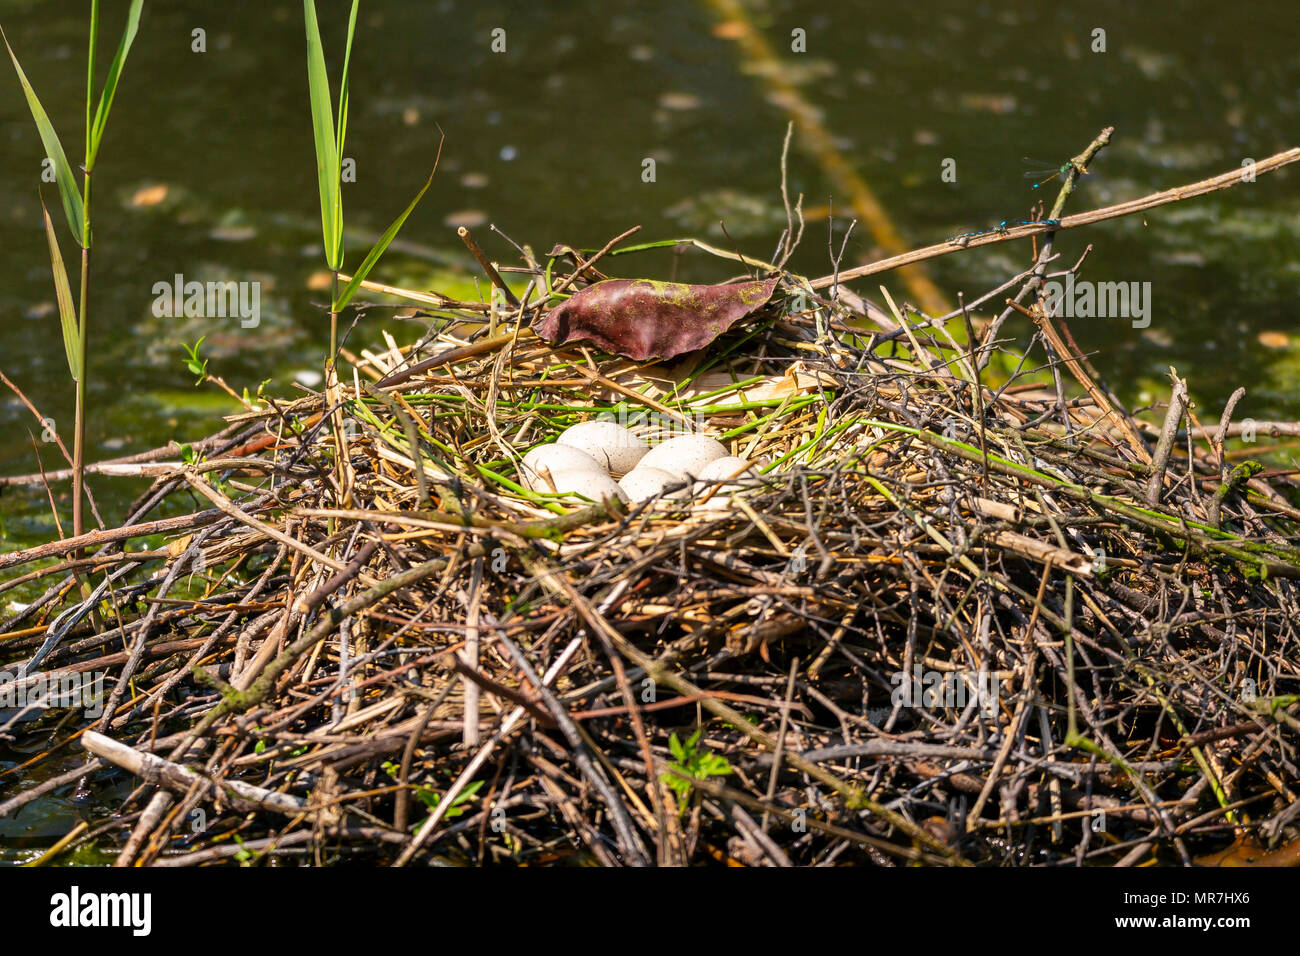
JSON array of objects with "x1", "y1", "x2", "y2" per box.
[
  {"x1": 381, "y1": 763, "x2": 483, "y2": 823},
  {"x1": 181, "y1": 336, "x2": 208, "y2": 384},
  {"x1": 662, "y1": 728, "x2": 732, "y2": 812},
  {"x1": 301, "y1": 0, "x2": 441, "y2": 377},
  {"x1": 2, "y1": 0, "x2": 143, "y2": 543}
]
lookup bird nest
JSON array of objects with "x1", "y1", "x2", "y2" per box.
[{"x1": 2, "y1": 258, "x2": 1299, "y2": 868}]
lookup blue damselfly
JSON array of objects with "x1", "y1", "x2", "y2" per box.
[
  {"x1": 1021, "y1": 157, "x2": 1089, "y2": 190},
  {"x1": 946, "y1": 217, "x2": 1060, "y2": 244}
]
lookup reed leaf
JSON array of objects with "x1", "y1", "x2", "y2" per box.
[
  {"x1": 335, "y1": 140, "x2": 443, "y2": 313},
  {"x1": 334, "y1": 0, "x2": 358, "y2": 167},
  {"x1": 1, "y1": 26, "x2": 85, "y2": 243},
  {"x1": 86, "y1": 0, "x2": 143, "y2": 171},
  {"x1": 303, "y1": 0, "x2": 345, "y2": 270},
  {"x1": 85, "y1": 0, "x2": 97, "y2": 162},
  {"x1": 41, "y1": 197, "x2": 81, "y2": 382}
]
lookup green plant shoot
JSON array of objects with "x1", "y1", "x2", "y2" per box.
[{"x1": 662, "y1": 728, "x2": 732, "y2": 811}]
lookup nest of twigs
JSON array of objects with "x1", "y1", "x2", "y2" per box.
[{"x1": 3, "y1": 240, "x2": 1300, "y2": 867}]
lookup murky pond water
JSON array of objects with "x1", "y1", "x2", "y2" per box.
[{"x1": 1, "y1": 0, "x2": 1298, "y2": 856}]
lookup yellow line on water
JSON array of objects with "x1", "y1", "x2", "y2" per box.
[{"x1": 704, "y1": 0, "x2": 951, "y2": 317}]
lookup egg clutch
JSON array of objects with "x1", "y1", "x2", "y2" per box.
[{"x1": 516, "y1": 420, "x2": 762, "y2": 510}]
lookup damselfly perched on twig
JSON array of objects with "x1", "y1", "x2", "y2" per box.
[
  {"x1": 947, "y1": 217, "x2": 1060, "y2": 244},
  {"x1": 1022, "y1": 156, "x2": 1091, "y2": 189}
]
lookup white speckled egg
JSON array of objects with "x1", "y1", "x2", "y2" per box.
[
  {"x1": 542, "y1": 469, "x2": 628, "y2": 504},
  {"x1": 618, "y1": 466, "x2": 692, "y2": 502},
  {"x1": 519, "y1": 443, "x2": 606, "y2": 492},
  {"x1": 696, "y1": 456, "x2": 758, "y2": 483},
  {"x1": 637, "y1": 434, "x2": 729, "y2": 480},
  {"x1": 556, "y1": 420, "x2": 649, "y2": 476}
]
